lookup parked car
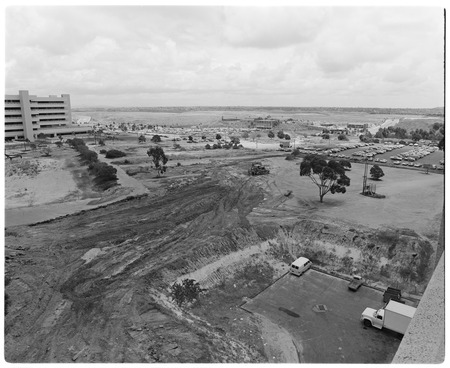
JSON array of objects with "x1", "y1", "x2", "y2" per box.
[
  {"x1": 348, "y1": 275, "x2": 364, "y2": 291},
  {"x1": 289, "y1": 257, "x2": 312, "y2": 276}
]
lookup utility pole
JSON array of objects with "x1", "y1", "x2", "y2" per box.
[{"x1": 362, "y1": 158, "x2": 368, "y2": 194}]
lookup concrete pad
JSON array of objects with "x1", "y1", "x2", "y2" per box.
[{"x1": 242, "y1": 269, "x2": 402, "y2": 363}]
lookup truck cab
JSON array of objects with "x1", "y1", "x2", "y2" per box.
[{"x1": 361, "y1": 307, "x2": 385, "y2": 329}]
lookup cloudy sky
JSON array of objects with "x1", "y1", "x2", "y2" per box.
[{"x1": 5, "y1": 5, "x2": 445, "y2": 108}]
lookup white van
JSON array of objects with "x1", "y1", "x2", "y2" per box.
[{"x1": 289, "y1": 257, "x2": 312, "y2": 276}]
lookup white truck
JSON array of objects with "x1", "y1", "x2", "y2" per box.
[{"x1": 361, "y1": 300, "x2": 416, "y2": 335}]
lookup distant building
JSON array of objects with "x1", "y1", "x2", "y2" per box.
[
  {"x1": 251, "y1": 118, "x2": 280, "y2": 130},
  {"x1": 4, "y1": 90, "x2": 90, "y2": 141},
  {"x1": 347, "y1": 123, "x2": 368, "y2": 132}
]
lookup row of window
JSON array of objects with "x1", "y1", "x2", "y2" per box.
[
  {"x1": 33, "y1": 100, "x2": 66, "y2": 104},
  {"x1": 31, "y1": 106, "x2": 66, "y2": 110},
  {"x1": 39, "y1": 118, "x2": 68, "y2": 122}
]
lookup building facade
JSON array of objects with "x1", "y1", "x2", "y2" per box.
[{"x1": 4, "y1": 90, "x2": 89, "y2": 142}]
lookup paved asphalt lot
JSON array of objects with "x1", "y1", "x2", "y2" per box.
[{"x1": 242, "y1": 269, "x2": 403, "y2": 363}]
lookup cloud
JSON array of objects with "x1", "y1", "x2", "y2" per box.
[
  {"x1": 4, "y1": 6, "x2": 445, "y2": 108},
  {"x1": 222, "y1": 7, "x2": 328, "y2": 48}
]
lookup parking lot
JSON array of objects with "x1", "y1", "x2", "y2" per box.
[{"x1": 242, "y1": 269, "x2": 403, "y2": 363}]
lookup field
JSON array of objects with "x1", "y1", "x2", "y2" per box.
[
  {"x1": 4, "y1": 109, "x2": 445, "y2": 363},
  {"x1": 73, "y1": 108, "x2": 431, "y2": 127}
]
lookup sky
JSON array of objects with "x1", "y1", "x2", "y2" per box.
[{"x1": 4, "y1": 4, "x2": 446, "y2": 108}]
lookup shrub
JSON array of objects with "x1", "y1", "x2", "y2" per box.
[
  {"x1": 67, "y1": 138, "x2": 86, "y2": 149},
  {"x1": 151, "y1": 135, "x2": 162, "y2": 143},
  {"x1": 99, "y1": 149, "x2": 107, "y2": 154},
  {"x1": 89, "y1": 162, "x2": 118, "y2": 189},
  {"x1": 205, "y1": 144, "x2": 211, "y2": 149},
  {"x1": 170, "y1": 279, "x2": 206, "y2": 307},
  {"x1": 105, "y1": 149, "x2": 126, "y2": 159},
  {"x1": 79, "y1": 150, "x2": 98, "y2": 164}
]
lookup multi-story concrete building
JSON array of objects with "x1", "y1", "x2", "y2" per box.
[{"x1": 4, "y1": 90, "x2": 90, "y2": 142}]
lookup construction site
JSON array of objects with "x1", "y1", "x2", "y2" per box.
[{"x1": 4, "y1": 129, "x2": 444, "y2": 363}]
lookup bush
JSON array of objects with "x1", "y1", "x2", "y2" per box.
[
  {"x1": 67, "y1": 138, "x2": 86, "y2": 149},
  {"x1": 205, "y1": 144, "x2": 211, "y2": 149},
  {"x1": 151, "y1": 135, "x2": 162, "y2": 143},
  {"x1": 170, "y1": 279, "x2": 206, "y2": 307},
  {"x1": 105, "y1": 149, "x2": 126, "y2": 159},
  {"x1": 99, "y1": 149, "x2": 107, "y2": 154},
  {"x1": 79, "y1": 149, "x2": 98, "y2": 164},
  {"x1": 338, "y1": 134, "x2": 349, "y2": 141},
  {"x1": 89, "y1": 162, "x2": 118, "y2": 189}
]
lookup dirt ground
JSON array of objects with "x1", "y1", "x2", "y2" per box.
[{"x1": 4, "y1": 134, "x2": 444, "y2": 363}]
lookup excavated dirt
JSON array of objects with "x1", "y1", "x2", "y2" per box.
[{"x1": 4, "y1": 150, "x2": 442, "y2": 363}]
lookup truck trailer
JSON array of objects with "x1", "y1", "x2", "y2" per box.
[{"x1": 361, "y1": 300, "x2": 416, "y2": 335}]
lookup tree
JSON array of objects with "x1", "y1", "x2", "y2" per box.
[
  {"x1": 41, "y1": 147, "x2": 52, "y2": 156},
  {"x1": 241, "y1": 131, "x2": 249, "y2": 139},
  {"x1": 216, "y1": 133, "x2": 222, "y2": 140},
  {"x1": 151, "y1": 135, "x2": 162, "y2": 143},
  {"x1": 322, "y1": 133, "x2": 330, "y2": 140},
  {"x1": 268, "y1": 131, "x2": 275, "y2": 139},
  {"x1": 188, "y1": 136, "x2": 193, "y2": 141},
  {"x1": 422, "y1": 163, "x2": 432, "y2": 174},
  {"x1": 299, "y1": 155, "x2": 350, "y2": 203},
  {"x1": 338, "y1": 159, "x2": 351, "y2": 170},
  {"x1": 284, "y1": 134, "x2": 291, "y2": 140},
  {"x1": 170, "y1": 279, "x2": 205, "y2": 307},
  {"x1": 138, "y1": 135, "x2": 146, "y2": 143},
  {"x1": 147, "y1": 146, "x2": 168, "y2": 177},
  {"x1": 438, "y1": 125, "x2": 445, "y2": 151},
  {"x1": 370, "y1": 165, "x2": 385, "y2": 180},
  {"x1": 277, "y1": 131, "x2": 285, "y2": 139},
  {"x1": 230, "y1": 136, "x2": 240, "y2": 144}
]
